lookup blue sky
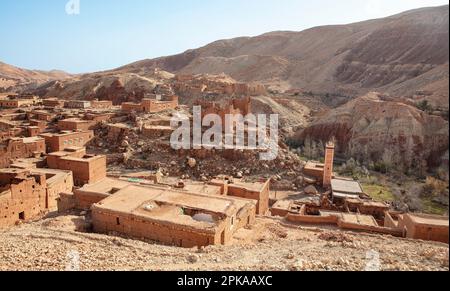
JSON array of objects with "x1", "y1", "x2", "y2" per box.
[{"x1": 0, "y1": 0, "x2": 448, "y2": 73}]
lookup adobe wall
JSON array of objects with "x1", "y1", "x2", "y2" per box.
[
  {"x1": 337, "y1": 220, "x2": 404, "y2": 237},
  {"x1": 44, "y1": 172, "x2": 74, "y2": 212},
  {"x1": 91, "y1": 100, "x2": 113, "y2": 109},
  {"x1": 91, "y1": 208, "x2": 230, "y2": 247},
  {"x1": 43, "y1": 131, "x2": 94, "y2": 153},
  {"x1": 0, "y1": 173, "x2": 47, "y2": 229},
  {"x1": 58, "y1": 120, "x2": 95, "y2": 131},
  {"x1": 71, "y1": 189, "x2": 110, "y2": 210},
  {"x1": 231, "y1": 97, "x2": 251, "y2": 116},
  {"x1": 323, "y1": 143, "x2": 335, "y2": 188},
  {"x1": 142, "y1": 126, "x2": 174, "y2": 138},
  {"x1": 29, "y1": 120, "x2": 48, "y2": 132},
  {"x1": 399, "y1": 214, "x2": 449, "y2": 244},
  {"x1": 234, "y1": 204, "x2": 257, "y2": 231},
  {"x1": 121, "y1": 103, "x2": 143, "y2": 113},
  {"x1": 384, "y1": 212, "x2": 399, "y2": 229},
  {"x1": 106, "y1": 125, "x2": 133, "y2": 141},
  {"x1": 286, "y1": 213, "x2": 339, "y2": 225},
  {"x1": 0, "y1": 138, "x2": 46, "y2": 168},
  {"x1": 85, "y1": 113, "x2": 113, "y2": 122},
  {"x1": 43, "y1": 99, "x2": 64, "y2": 108},
  {"x1": 46, "y1": 149, "x2": 86, "y2": 169},
  {"x1": 303, "y1": 166, "x2": 324, "y2": 183},
  {"x1": 27, "y1": 126, "x2": 41, "y2": 137},
  {"x1": 56, "y1": 156, "x2": 106, "y2": 186},
  {"x1": 228, "y1": 181, "x2": 270, "y2": 215}
]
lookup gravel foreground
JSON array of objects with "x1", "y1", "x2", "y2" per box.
[{"x1": 0, "y1": 214, "x2": 448, "y2": 271}]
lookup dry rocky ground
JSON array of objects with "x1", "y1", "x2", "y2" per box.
[{"x1": 0, "y1": 213, "x2": 448, "y2": 271}]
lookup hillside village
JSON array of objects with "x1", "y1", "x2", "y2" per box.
[
  {"x1": 0, "y1": 4, "x2": 448, "y2": 272},
  {"x1": 0, "y1": 85, "x2": 448, "y2": 270}
]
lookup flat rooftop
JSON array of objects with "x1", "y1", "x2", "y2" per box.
[
  {"x1": 93, "y1": 185, "x2": 249, "y2": 231},
  {"x1": 331, "y1": 178, "x2": 364, "y2": 196},
  {"x1": 79, "y1": 177, "x2": 134, "y2": 194},
  {"x1": 59, "y1": 118, "x2": 91, "y2": 123},
  {"x1": 98, "y1": 185, "x2": 236, "y2": 214},
  {"x1": 183, "y1": 183, "x2": 222, "y2": 196},
  {"x1": 406, "y1": 213, "x2": 449, "y2": 227},
  {"x1": 230, "y1": 179, "x2": 269, "y2": 192}
]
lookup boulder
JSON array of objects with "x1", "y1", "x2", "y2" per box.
[
  {"x1": 305, "y1": 185, "x2": 319, "y2": 195},
  {"x1": 187, "y1": 158, "x2": 197, "y2": 168}
]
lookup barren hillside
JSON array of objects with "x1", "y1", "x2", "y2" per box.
[
  {"x1": 15, "y1": 5, "x2": 449, "y2": 110},
  {"x1": 115, "y1": 5, "x2": 449, "y2": 107},
  {"x1": 0, "y1": 61, "x2": 71, "y2": 92},
  {"x1": 0, "y1": 214, "x2": 447, "y2": 271}
]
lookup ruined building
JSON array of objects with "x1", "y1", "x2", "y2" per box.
[
  {"x1": 0, "y1": 137, "x2": 46, "y2": 168},
  {"x1": 273, "y1": 142, "x2": 449, "y2": 244},
  {"x1": 0, "y1": 167, "x2": 74, "y2": 228}
]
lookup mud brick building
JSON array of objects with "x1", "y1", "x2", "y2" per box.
[
  {"x1": 27, "y1": 126, "x2": 41, "y2": 137},
  {"x1": 195, "y1": 96, "x2": 252, "y2": 132},
  {"x1": 0, "y1": 119, "x2": 16, "y2": 131},
  {"x1": 210, "y1": 177, "x2": 270, "y2": 215},
  {"x1": 84, "y1": 112, "x2": 114, "y2": 123},
  {"x1": 106, "y1": 123, "x2": 134, "y2": 141},
  {"x1": 122, "y1": 95, "x2": 179, "y2": 113},
  {"x1": 30, "y1": 168, "x2": 74, "y2": 212},
  {"x1": 91, "y1": 185, "x2": 256, "y2": 247},
  {"x1": 64, "y1": 100, "x2": 91, "y2": 109},
  {"x1": 40, "y1": 130, "x2": 94, "y2": 153},
  {"x1": 0, "y1": 137, "x2": 46, "y2": 168},
  {"x1": 29, "y1": 120, "x2": 49, "y2": 132},
  {"x1": 0, "y1": 95, "x2": 39, "y2": 108},
  {"x1": 58, "y1": 118, "x2": 96, "y2": 131},
  {"x1": 43, "y1": 98, "x2": 65, "y2": 108},
  {"x1": 173, "y1": 74, "x2": 266, "y2": 97},
  {"x1": 27, "y1": 110, "x2": 54, "y2": 122},
  {"x1": 0, "y1": 129, "x2": 22, "y2": 142},
  {"x1": 385, "y1": 212, "x2": 449, "y2": 244},
  {"x1": 91, "y1": 100, "x2": 113, "y2": 109},
  {"x1": 47, "y1": 147, "x2": 106, "y2": 186},
  {"x1": 0, "y1": 167, "x2": 74, "y2": 228},
  {"x1": 58, "y1": 177, "x2": 132, "y2": 211},
  {"x1": 142, "y1": 125, "x2": 174, "y2": 138},
  {"x1": 0, "y1": 169, "x2": 47, "y2": 228}
]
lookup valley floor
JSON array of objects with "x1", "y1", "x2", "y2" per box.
[{"x1": 0, "y1": 214, "x2": 448, "y2": 271}]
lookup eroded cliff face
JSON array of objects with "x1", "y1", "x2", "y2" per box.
[{"x1": 295, "y1": 93, "x2": 449, "y2": 168}]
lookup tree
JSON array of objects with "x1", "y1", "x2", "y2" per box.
[{"x1": 416, "y1": 100, "x2": 432, "y2": 113}]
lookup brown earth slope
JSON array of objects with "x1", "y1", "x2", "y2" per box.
[
  {"x1": 0, "y1": 61, "x2": 71, "y2": 92},
  {"x1": 115, "y1": 5, "x2": 449, "y2": 107},
  {"x1": 0, "y1": 214, "x2": 447, "y2": 271},
  {"x1": 19, "y1": 5, "x2": 449, "y2": 110}
]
